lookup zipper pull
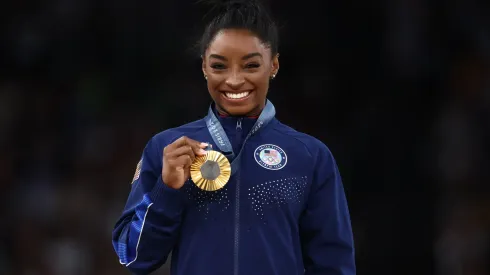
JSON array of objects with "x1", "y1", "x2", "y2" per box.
[{"x1": 236, "y1": 118, "x2": 242, "y2": 130}]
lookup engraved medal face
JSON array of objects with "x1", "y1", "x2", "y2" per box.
[
  {"x1": 190, "y1": 150, "x2": 231, "y2": 191},
  {"x1": 200, "y1": 160, "x2": 221, "y2": 180}
]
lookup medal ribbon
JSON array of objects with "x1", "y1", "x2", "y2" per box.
[{"x1": 205, "y1": 99, "x2": 275, "y2": 175}]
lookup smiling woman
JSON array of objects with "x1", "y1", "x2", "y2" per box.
[
  {"x1": 202, "y1": 28, "x2": 279, "y2": 116},
  {"x1": 112, "y1": 0, "x2": 356, "y2": 274},
  {"x1": 199, "y1": 0, "x2": 279, "y2": 117}
]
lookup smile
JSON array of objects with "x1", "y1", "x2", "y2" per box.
[{"x1": 224, "y1": 91, "x2": 251, "y2": 100}]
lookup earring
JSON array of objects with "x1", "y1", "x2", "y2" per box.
[
  {"x1": 270, "y1": 74, "x2": 276, "y2": 80},
  {"x1": 204, "y1": 75, "x2": 208, "y2": 80}
]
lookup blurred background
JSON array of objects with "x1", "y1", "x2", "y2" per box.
[{"x1": 1, "y1": 0, "x2": 489, "y2": 274}]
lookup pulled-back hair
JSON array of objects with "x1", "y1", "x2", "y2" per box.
[{"x1": 198, "y1": 0, "x2": 279, "y2": 58}]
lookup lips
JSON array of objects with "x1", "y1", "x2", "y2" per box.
[
  {"x1": 224, "y1": 91, "x2": 250, "y2": 99},
  {"x1": 219, "y1": 89, "x2": 253, "y2": 102}
]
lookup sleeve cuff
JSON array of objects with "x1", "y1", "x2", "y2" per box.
[{"x1": 149, "y1": 176, "x2": 185, "y2": 215}]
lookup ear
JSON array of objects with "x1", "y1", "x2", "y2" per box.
[
  {"x1": 271, "y1": 53, "x2": 280, "y2": 77},
  {"x1": 201, "y1": 55, "x2": 207, "y2": 76}
]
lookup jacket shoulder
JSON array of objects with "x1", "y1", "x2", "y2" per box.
[
  {"x1": 271, "y1": 121, "x2": 332, "y2": 159},
  {"x1": 151, "y1": 118, "x2": 207, "y2": 146}
]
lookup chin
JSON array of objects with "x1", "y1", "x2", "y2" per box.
[{"x1": 219, "y1": 104, "x2": 256, "y2": 116}]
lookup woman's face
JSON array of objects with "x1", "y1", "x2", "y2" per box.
[{"x1": 202, "y1": 29, "x2": 279, "y2": 116}]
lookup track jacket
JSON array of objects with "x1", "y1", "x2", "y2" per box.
[{"x1": 112, "y1": 100, "x2": 356, "y2": 275}]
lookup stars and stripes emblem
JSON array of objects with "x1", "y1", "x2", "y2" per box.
[
  {"x1": 254, "y1": 144, "x2": 287, "y2": 170},
  {"x1": 132, "y1": 159, "x2": 142, "y2": 184}
]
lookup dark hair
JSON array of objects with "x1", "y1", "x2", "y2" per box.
[{"x1": 198, "y1": 0, "x2": 279, "y2": 58}]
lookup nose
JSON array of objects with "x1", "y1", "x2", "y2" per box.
[{"x1": 225, "y1": 71, "x2": 245, "y2": 90}]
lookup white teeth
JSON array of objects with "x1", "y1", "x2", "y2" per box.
[{"x1": 225, "y1": 91, "x2": 250, "y2": 99}]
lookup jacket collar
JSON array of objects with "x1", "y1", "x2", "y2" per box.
[{"x1": 212, "y1": 103, "x2": 258, "y2": 135}]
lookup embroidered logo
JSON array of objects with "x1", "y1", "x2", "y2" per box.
[{"x1": 254, "y1": 144, "x2": 287, "y2": 170}]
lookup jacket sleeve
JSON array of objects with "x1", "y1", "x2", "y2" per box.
[
  {"x1": 299, "y1": 143, "x2": 356, "y2": 275},
  {"x1": 112, "y1": 137, "x2": 185, "y2": 275}
]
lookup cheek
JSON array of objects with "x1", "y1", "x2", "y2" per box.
[
  {"x1": 249, "y1": 73, "x2": 270, "y2": 89},
  {"x1": 207, "y1": 79, "x2": 222, "y2": 94}
]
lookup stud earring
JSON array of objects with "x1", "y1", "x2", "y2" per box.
[
  {"x1": 271, "y1": 74, "x2": 276, "y2": 80},
  {"x1": 204, "y1": 75, "x2": 208, "y2": 80}
]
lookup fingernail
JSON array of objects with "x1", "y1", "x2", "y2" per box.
[
  {"x1": 199, "y1": 149, "x2": 207, "y2": 155},
  {"x1": 200, "y1": 142, "x2": 208, "y2": 147}
]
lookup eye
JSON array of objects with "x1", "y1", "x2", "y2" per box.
[
  {"x1": 245, "y1": 63, "x2": 260, "y2": 69},
  {"x1": 210, "y1": 63, "x2": 226, "y2": 70}
]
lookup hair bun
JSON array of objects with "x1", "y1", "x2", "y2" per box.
[
  {"x1": 196, "y1": 0, "x2": 278, "y2": 57},
  {"x1": 198, "y1": 0, "x2": 265, "y2": 16},
  {"x1": 225, "y1": 0, "x2": 258, "y2": 10},
  {"x1": 198, "y1": 0, "x2": 260, "y2": 7}
]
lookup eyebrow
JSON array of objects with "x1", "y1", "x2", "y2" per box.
[{"x1": 209, "y1": 52, "x2": 263, "y2": 61}]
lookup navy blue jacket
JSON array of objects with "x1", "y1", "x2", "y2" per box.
[{"x1": 113, "y1": 103, "x2": 356, "y2": 275}]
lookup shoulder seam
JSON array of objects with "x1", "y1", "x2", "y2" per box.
[
  {"x1": 154, "y1": 119, "x2": 207, "y2": 137},
  {"x1": 270, "y1": 124, "x2": 315, "y2": 159}
]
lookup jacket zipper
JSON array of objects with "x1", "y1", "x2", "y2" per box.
[{"x1": 234, "y1": 118, "x2": 243, "y2": 275}]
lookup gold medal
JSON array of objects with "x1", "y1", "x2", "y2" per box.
[{"x1": 190, "y1": 146, "x2": 231, "y2": 191}]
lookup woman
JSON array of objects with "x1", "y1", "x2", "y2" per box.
[{"x1": 112, "y1": 1, "x2": 356, "y2": 274}]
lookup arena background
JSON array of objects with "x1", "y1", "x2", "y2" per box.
[{"x1": 1, "y1": 0, "x2": 489, "y2": 274}]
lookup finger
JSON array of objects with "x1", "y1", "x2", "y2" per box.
[
  {"x1": 192, "y1": 144, "x2": 207, "y2": 156},
  {"x1": 164, "y1": 136, "x2": 188, "y2": 153},
  {"x1": 174, "y1": 136, "x2": 205, "y2": 148},
  {"x1": 179, "y1": 136, "x2": 208, "y2": 156},
  {"x1": 167, "y1": 154, "x2": 190, "y2": 169},
  {"x1": 198, "y1": 142, "x2": 208, "y2": 148},
  {"x1": 172, "y1": 154, "x2": 192, "y2": 168},
  {"x1": 167, "y1": 145, "x2": 196, "y2": 162},
  {"x1": 184, "y1": 138, "x2": 208, "y2": 156},
  {"x1": 165, "y1": 136, "x2": 208, "y2": 154}
]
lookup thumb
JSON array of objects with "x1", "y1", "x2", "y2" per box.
[{"x1": 191, "y1": 141, "x2": 209, "y2": 156}]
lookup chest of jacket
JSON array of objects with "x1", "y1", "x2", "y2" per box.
[{"x1": 181, "y1": 136, "x2": 314, "y2": 226}]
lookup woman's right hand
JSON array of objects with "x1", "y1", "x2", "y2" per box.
[{"x1": 162, "y1": 136, "x2": 208, "y2": 189}]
